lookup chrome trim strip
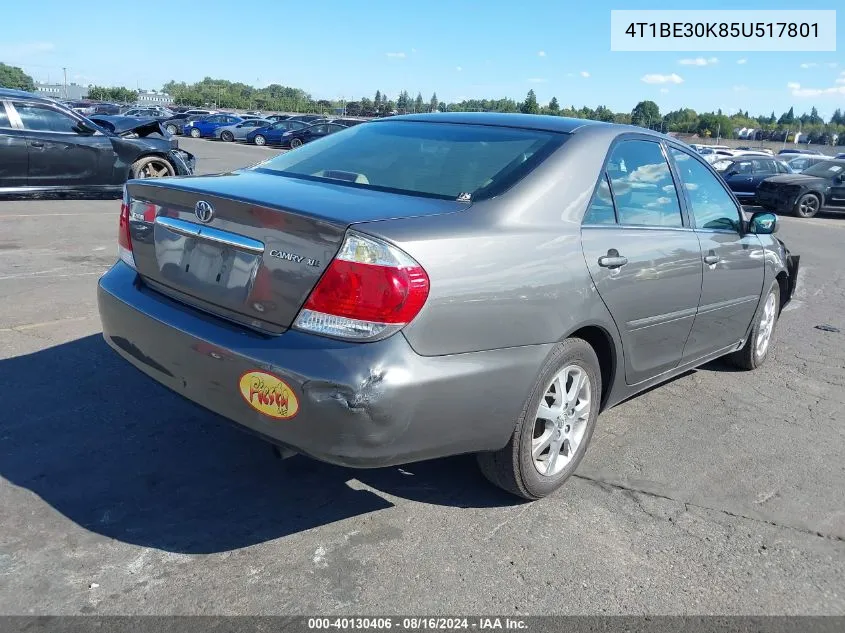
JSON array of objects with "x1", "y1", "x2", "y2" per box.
[
  {"x1": 626, "y1": 307, "x2": 697, "y2": 331},
  {"x1": 696, "y1": 295, "x2": 759, "y2": 316},
  {"x1": 155, "y1": 216, "x2": 265, "y2": 254}
]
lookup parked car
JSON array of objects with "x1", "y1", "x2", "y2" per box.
[
  {"x1": 778, "y1": 148, "x2": 825, "y2": 156},
  {"x1": 328, "y1": 118, "x2": 368, "y2": 127},
  {"x1": 97, "y1": 113, "x2": 798, "y2": 499},
  {"x1": 712, "y1": 156, "x2": 792, "y2": 203},
  {"x1": 287, "y1": 114, "x2": 326, "y2": 123},
  {"x1": 0, "y1": 88, "x2": 194, "y2": 192},
  {"x1": 89, "y1": 103, "x2": 121, "y2": 115},
  {"x1": 756, "y1": 159, "x2": 845, "y2": 218},
  {"x1": 786, "y1": 155, "x2": 830, "y2": 173},
  {"x1": 162, "y1": 113, "x2": 206, "y2": 136},
  {"x1": 265, "y1": 114, "x2": 292, "y2": 123},
  {"x1": 121, "y1": 107, "x2": 175, "y2": 121},
  {"x1": 734, "y1": 147, "x2": 773, "y2": 155},
  {"x1": 183, "y1": 113, "x2": 245, "y2": 138},
  {"x1": 183, "y1": 109, "x2": 216, "y2": 117},
  {"x1": 244, "y1": 119, "x2": 308, "y2": 146},
  {"x1": 699, "y1": 147, "x2": 738, "y2": 164},
  {"x1": 277, "y1": 122, "x2": 347, "y2": 148},
  {"x1": 835, "y1": 153, "x2": 845, "y2": 160},
  {"x1": 216, "y1": 118, "x2": 272, "y2": 142}
]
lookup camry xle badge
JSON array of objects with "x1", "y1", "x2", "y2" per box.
[
  {"x1": 194, "y1": 200, "x2": 214, "y2": 223},
  {"x1": 269, "y1": 249, "x2": 320, "y2": 267}
]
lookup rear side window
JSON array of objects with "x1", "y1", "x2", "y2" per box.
[
  {"x1": 255, "y1": 120, "x2": 568, "y2": 201},
  {"x1": 14, "y1": 103, "x2": 79, "y2": 133},
  {"x1": 670, "y1": 148, "x2": 740, "y2": 232},
  {"x1": 0, "y1": 104, "x2": 10, "y2": 127},
  {"x1": 752, "y1": 159, "x2": 776, "y2": 174},
  {"x1": 582, "y1": 175, "x2": 616, "y2": 224},
  {"x1": 606, "y1": 140, "x2": 683, "y2": 227}
]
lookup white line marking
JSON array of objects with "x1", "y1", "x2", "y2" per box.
[
  {"x1": 0, "y1": 212, "x2": 114, "y2": 219},
  {"x1": 0, "y1": 270, "x2": 105, "y2": 281},
  {"x1": 0, "y1": 316, "x2": 91, "y2": 332}
]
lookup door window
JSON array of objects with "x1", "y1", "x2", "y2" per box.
[
  {"x1": 670, "y1": 147, "x2": 741, "y2": 232},
  {"x1": 752, "y1": 159, "x2": 776, "y2": 175},
  {"x1": 0, "y1": 104, "x2": 10, "y2": 127},
  {"x1": 582, "y1": 174, "x2": 616, "y2": 224},
  {"x1": 14, "y1": 104, "x2": 79, "y2": 133},
  {"x1": 606, "y1": 140, "x2": 683, "y2": 227},
  {"x1": 308, "y1": 124, "x2": 327, "y2": 134}
]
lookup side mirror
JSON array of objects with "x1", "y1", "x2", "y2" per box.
[
  {"x1": 748, "y1": 211, "x2": 778, "y2": 235},
  {"x1": 74, "y1": 121, "x2": 96, "y2": 135}
]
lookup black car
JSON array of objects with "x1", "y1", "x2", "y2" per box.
[
  {"x1": 0, "y1": 88, "x2": 194, "y2": 193},
  {"x1": 756, "y1": 159, "x2": 845, "y2": 218},
  {"x1": 279, "y1": 122, "x2": 346, "y2": 148},
  {"x1": 90, "y1": 103, "x2": 121, "y2": 115},
  {"x1": 711, "y1": 155, "x2": 792, "y2": 204}
]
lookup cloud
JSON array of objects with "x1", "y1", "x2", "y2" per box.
[
  {"x1": 538, "y1": 50, "x2": 546, "y2": 57},
  {"x1": 659, "y1": 88, "x2": 670, "y2": 94},
  {"x1": 641, "y1": 73, "x2": 683, "y2": 84},
  {"x1": 527, "y1": 78, "x2": 548, "y2": 83},
  {"x1": 455, "y1": 66, "x2": 462, "y2": 72},
  {"x1": 679, "y1": 57, "x2": 718, "y2": 66},
  {"x1": 0, "y1": 40, "x2": 55, "y2": 58},
  {"x1": 787, "y1": 80, "x2": 845, "y2": 97},
  {"x1": 733, "y1": 85, "x2": 749, "y2": 92},
  {"x1": 787, "y1": 82, "x2": 801, "y2": 90},
  {"x1": 580, "y1": 71, "x2": 590, "y2": 78},
  {"x1": 736, "y1": 58, "x2": 747, "y2": 64},
  {"x1": 800, "y1": 62, "x2": 818, "y2": 69},
  {"x1": 385, "y1": 52, "x2": 406, "y2": 59}
]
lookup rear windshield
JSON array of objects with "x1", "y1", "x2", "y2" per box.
[{"x1": 253, "y1": 120, "x2": 568, "y2": 201}]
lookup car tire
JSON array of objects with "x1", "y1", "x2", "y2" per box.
[
  {"x1": 189, "y1": 127, "x2": 201, "y2": 138},
  {"x1": 130, "y1": 156, "x2": 176, "y2": 179},
  {"x1": 476, "y1": 337, "x2": 602, "y2": 500},
  {"x1": 727, "y1": 281, "x2": 780, "y2": 371},
  {"x1": 794, "y1": 192, "x2": 821, "y2": 218},
  {"x1": 253, "y1": 134, "x2": 266, "y2": 146},
  {"x1": 221, "y1": 130, "x2": 234, "y2": 142},
  {"x1": 165, "y1": 124, "x2": 178, "y2": 135},
  {"x1": 290, "y1": 138, "x2": 303, "y2": 149}
]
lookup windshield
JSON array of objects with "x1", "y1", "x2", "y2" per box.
[
  {"x1": 802, "y1": 161, "x2": 845, "y2": 177},
  {"x1": 712, "y1": 159, "x2": 733, "y2": 172},
  {"x1": 253, "y1": 120, "x2": 568, "y2": 201}
]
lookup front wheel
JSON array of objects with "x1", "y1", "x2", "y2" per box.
[
  {"x1": 477, "y1": 338, "x2": 602, "y2": 500},
  {"x1": 253, "y1": 134, "x2": 266, "y2": 146},
  {"x1": 728, "y1": 282, "x2": 780, "y2": 370},
  {"x1": 130, "y1": 156, "x2": 176, "y2": 179},
  {"x1": 165, "y1": 124, "x2": 178, "y2": 135},
  {"x1": 290, "y1": 138, "x2": 303, "y2": 149},
  {"x1": 794, "y1": 193, "x2": 821, "y2": 218},
  {"x1": 189, "y1": 127, "x2": 201, "y2": 138}
]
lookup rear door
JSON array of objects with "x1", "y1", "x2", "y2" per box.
[
  {"x1": 10, "y1": 101, "x2": 114, "y2": 187},
  {"x1": 0, "y1": 101, "x2": 28, "y2": 187},
  {"x1": 581, "y1": 138, "x2": 703, "y2": 385},
  {"x1": 751, "y1": 158, "x2": 778, "y2": 193},
  {"x1": 668, "y1": 147, "x2": 765, "y2": 361}
]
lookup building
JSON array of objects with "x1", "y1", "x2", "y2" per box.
[
  {"x1": 136, "y1": 90, "x2": 172, "y2": 106},
  {"x1": 34, "y1": 82, "x2": 88, "y2": 100}
]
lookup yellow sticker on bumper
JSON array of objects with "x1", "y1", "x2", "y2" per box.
[{"x1": 238, "y1": 370, "x2": 299, "y2": 420}]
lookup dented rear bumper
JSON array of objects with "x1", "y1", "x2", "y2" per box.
[{"x1": 97, "y1": 262, "x2": 550, "y2": 467}]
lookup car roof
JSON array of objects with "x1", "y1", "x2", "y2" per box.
[
  {"x1": 381, "y1": 112, "x2": 614, "y2": 134},
  {"x1": 0, "y1": 88, "x2": 57, "y2": 103}
]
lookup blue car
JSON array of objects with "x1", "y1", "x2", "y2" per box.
[
  {"x1": 245, "y1": 119, "x2": 309, "y2": 146},
  {"x1": 183, "y1": 113, "x2": 244, "y2": 138}
]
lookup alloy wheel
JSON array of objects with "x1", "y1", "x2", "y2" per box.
[{"x1": 755, "y1": 290, "x2": 777, "y2": 358}]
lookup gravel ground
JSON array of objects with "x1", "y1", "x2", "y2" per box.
[{"x1": 0, "y1": 138, "x2": 843, "y2": 615}]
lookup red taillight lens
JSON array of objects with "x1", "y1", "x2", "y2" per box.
[
  {"x1": 294, "y1": 231, "x2": 429, "y2": 341},
  {"x1": 118, "y1": 187, "x2": 136, "y2": 269}
]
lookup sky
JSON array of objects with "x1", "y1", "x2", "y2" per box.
[{"x1": 1, "y1": 0, "x2": 842, "y2": 118}]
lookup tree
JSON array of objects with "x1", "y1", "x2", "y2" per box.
[
  {"x1": 831, "y1": 109, "x2": 843, "y2": 125},
  {"x1": 778, "y1": 107, "x2": 795, "y2": 126},
  {"x1": 0, "y1": 62, "x2": 35, "y2": 91},
  {"x1": 429, "y1": 92, "x2": 438, "y2": 113},
  {"x1": 547, "y1": 97, "x2": 560, "y2": 114},
  {"x1": 769, "y1": 111, "x2": 777, "y2": 124},
  {"x1": 631, "y1": 100, "x2": 660, "y2": 127},
  {"x1": 414, "y1": 92, "x2": 424, "y2": 113},
  {"x1": 593, "y1": 105, "x2": 615, "y2": 122},
  {"x1": 521, "y1": 89, "x2": 539, "y2": 114},
  {"x1": 374, "y1": 90, "x2": 381, "y2": 106},
  {"x1": 87, "y1": 86, "x2": 138, "y2": 103},
  {"x1": 808, "y1": 106, "x2": 823, "y2": 125}
]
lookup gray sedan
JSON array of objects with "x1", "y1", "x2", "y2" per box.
[
  {"x1": 215, "y1": 118, "x2": 271, "y2": 142},
  {"x1": 98, "y1": 113, "x2": 799, "y2": 499}
]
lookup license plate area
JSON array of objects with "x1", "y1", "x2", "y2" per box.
[{"x1": 154, "y1": 222, "x2": 262, "y2": 308}]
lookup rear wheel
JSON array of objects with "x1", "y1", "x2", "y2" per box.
[
  {"x1": 130, "y1": 156, "x2": 175, "y2": 179},
  {"x1": 290, "y1": 138, "x2": 303, "y2": 149},
  {"x1": 794, "y1": 193, "x2": 820, "y2": 218},
  {"x1": 165, "y1": 124, "x2": 178, "y2": 135},
  {"x1": 253, "y1": 134, "x2": 266, "y2": 146},
  {"x1": 728, "y1": 282, "x2": 780, "y2": 370},
  {"x1": 220, "y1": 130, "x2": 234, "y2": 142},
  {"x1": 477, "y1": 338, "x2": 601, "y2": 500},
  {"x1": 189, "y1": 127, "x2": 201, "y2": 138}
]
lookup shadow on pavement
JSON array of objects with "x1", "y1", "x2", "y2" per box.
[
  {"x1": 0, "y1": 335, "x2": 518, "y2": 555},
  {"x1": 0, "y1": 191, "x2": 121, "y2": 202}
]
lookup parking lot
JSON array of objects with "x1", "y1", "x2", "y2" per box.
[{"x1": 1, "y1": 137, "x2": 843, "y2": 615}]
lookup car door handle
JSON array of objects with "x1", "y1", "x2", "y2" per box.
[
  {"x1": 598, "y1": 255, "x2": 628, "y2": 269},
  {"x1": 30, "y1": 141, "x2": 44, "y2": 148},
  {"x1": 704, "y1": 254, "x2": 720, "y2": 265}
]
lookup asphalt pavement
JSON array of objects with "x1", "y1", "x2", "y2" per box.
[{"x1": 0, "y1": 138, "x2": 843, "y2": 615}]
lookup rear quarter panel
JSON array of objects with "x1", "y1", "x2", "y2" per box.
[{"x1": 357, "y1": 127, "x2": 622, "y2": 358}]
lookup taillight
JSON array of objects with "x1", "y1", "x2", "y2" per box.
[
  {"x1": 293, "y1": 231, "x2": 430, "y2": 341},
  {"x1": 118, "y1": 186, "x2": 136, "y2": 269}
]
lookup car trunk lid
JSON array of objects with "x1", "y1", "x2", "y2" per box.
[{"x1": 125, "y1": 170, "x2": 467, "y2": 333}]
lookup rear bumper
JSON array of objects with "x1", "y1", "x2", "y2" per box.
[{"x1": 97, "y1": 262, "x2": 550, "y2": 467}]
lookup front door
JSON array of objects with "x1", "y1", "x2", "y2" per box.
[
  {"x1": 750, "y1": 158, "x2": 779, "y2": 196},
  {"x1": 722, "y1": 159, "x2": 754, "y2": 201},
  {"x1": 11, "y1": 102, "x2": 113, "y2": 187},
  {"x1": 668, "y1": 147, "x2": 765, "y2": 361},
  {"x1": 581, "y1": 139, "x2": 703, "y2": 385}
]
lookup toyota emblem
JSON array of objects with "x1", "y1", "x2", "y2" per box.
[{"x1": 195, "y1": 200, "x2": 214, "y2": 223}]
